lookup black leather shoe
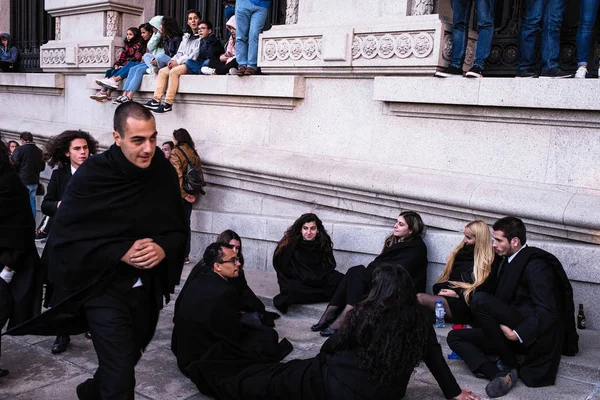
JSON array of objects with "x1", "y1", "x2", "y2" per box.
[
  {"x1": 84, "y1": 331, "x2": 92, "y2": 340},
  {"x1": 0, "y1": 368, "x2": 8, "y2": 378},
  {"x1": 310, "y1": 322, "x2": 329, "y2": 332},
  {"x1": 320, "y1": 327, "x2": 337, "y2": 337},
  {"x1": 76, "y1": 378, "x2": 101, "y2": 400},
  {"x1": 51, "y1": 335, "x2": 71, "y2": 354}
]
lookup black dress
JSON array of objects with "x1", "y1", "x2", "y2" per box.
[
  {"x1": 329, "y1": 236, "x2": 428, "y2": 308},
  {"x1": 273, "y1": 239, "x2": 343, "y2": 311}
]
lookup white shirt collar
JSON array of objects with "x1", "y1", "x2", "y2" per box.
[
  {"x1": 71, "y1": 164, "x2": 77, "y2": 175},
  {"x1": 508, "y1": 243, "x2": 527, "y2": 263}
]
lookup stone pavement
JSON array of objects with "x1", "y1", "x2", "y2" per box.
[{"x1": 1, "y1": 263, "x2": 599, "y2": 400}]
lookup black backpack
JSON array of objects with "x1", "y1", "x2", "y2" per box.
[{"x1": 176, "y1": 147, "x2": 206, "y2": 195}]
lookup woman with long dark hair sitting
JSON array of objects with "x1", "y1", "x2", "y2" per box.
[
  {"x1": 272, "y1": 213, "x2": 343, "y2": 314},
  {"x1": 313, "y1": 210, "x2": 427, "y2": 335},
  {"x1": 195, "y1": 264, "x2": 479, "y2": 400},
  {"x1": 417, "y1": 220, "x2": 496, "y2": 324}
]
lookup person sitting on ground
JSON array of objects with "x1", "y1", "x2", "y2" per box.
[
  {"x1": 231, "y1": 0, "x2": 271, "y2": 75},
  {"x1": 185, "y1": 21, "x2": 224, "y2": 75},
  {"x1": 161, "y1": 141, "x2": 174, "y2": 159},
  {"x1": 7, "y1": 140, "x2": 19, "y2": 156},
  {"x1": 417, "y1": 220, "x2": 496, "y2": 324},
  {"x1": 272, "y1": 213, "x2": 343, "y2": 314},
  {"x1": 196, "y1": 264, "x2": 480, "y2": 400},
  {"x1": 0, "y1": 135, "x2": 43, "y2": 379},
  {"x1": 39, "y1": 130, "x2": 99, "y2": 355},
  {"x1": 0, "y1": 33, "x2": 18, "y2": 72},
  {"x1": 171, "y1": 241, "x2": 293, "y2": 395},
  {"x1": 313, "y1": 211, "x2": 427, "y2": 336},
  {"x1": 169, "y1": 128, "x2": 205, "y2": 264},
  {"x1": 10, "y1": 131, "x2": 45, "y2": 221},
  {"x1": 144, "y1": 9, "x2": 202, "y2": 114},
  {"x1": 90, "y1": 26, "x2": 147, "y2": 102},
  {"x1": 447, "y1": 216, "x2": 579, "y2": 398},
  {"x1": 204, "y1": 16, "x2": 238, "y2": 75},
  {"x1": 112, "y1": 17, "x2": 163, "y2": 104}
]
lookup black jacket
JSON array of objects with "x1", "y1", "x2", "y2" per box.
[
  {"x1": 10, "y1": 142, "x2": 45, "y2": 185},
  {"x1": 196, "y1": 34, "x2": 224, "y2": 62},
  {"x1": 41, "y1": 165, "x2": 72, "y2": 216}
]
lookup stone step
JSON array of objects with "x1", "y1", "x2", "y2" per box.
[{"x1": 244, "y1": 268, "x2": 600, "y2": 384}]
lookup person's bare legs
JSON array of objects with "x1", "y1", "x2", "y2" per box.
[{"x1": 417, "y1": 293, "x2": 453, "y2": 320}]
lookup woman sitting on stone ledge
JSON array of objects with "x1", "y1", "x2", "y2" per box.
[
  {"x1": 312, "y1": 211, "x2": 427, "y2": 336},
  {"x1": 417, "y1": 220, "x2": 497, "y2": 324},
  {"x1": 272, "y1": 213, "x2": 343, "y2": 314}
]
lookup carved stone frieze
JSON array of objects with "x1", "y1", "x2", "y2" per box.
[
  {"x1": 78, "y1": 46, "x2": 110, "y2": 64},
  {"x1": 442, "y1": 34, "x2": 452, "y2": 61},
  {"x1": 285, "y1": 0, "x2": 299, "y2": 25},
  {"x1": 55, "y1": 17, "x2": 61, "y2": 41},
  {"x1": 105, "y1": 11, "x2": 121, "y2": 37},
  {"x1": 352, "y1": 32, "x2": 435, "y2": 60},
  {"x1": 42, "y1": 48, "x2": 66, "y2": 65},
  {"x1": 263, "y1": 37, "x2": 322, "y2": 61},
  {"x1": 411, "y1": 0, "x2": 434, "y2": 16}
]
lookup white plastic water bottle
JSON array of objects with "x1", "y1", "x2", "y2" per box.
[{"x1": 435, "y1": 300, "x2": 445, "y2": 328}]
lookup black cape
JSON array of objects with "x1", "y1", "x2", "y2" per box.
[
  {"x1": 172, "y1": 268, "x2": 292, "y2": 395},
  {"x1": 273, "y1": 238, "x2": 343, "y2": 308},
  {"x1": 0, "y1": 162, "x2": 42, "y2": 332},
  {"x1": 494, "y1": 246, "x2": 578, "y2": 387},
  {"x1": 5, "y1": 144, "x2": 186, "y2": 336}
]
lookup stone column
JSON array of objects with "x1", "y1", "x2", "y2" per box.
[
  {"x1": 0, "y1": 0, "x2": 10, "y2": 34},
  {"x1": 40, "y1": 0, "x2": 154, "y2": 73},
  {"x1": 260, "y1": 0, "x2": 477, "y2": 76}
]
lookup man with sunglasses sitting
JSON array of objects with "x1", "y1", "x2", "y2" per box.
[{"x1": 171, "y1": 241, "x2": 292, "y2": 395}]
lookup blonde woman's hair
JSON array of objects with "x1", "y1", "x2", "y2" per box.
[{"x1": 437, "y1": 220, "x2": 494, "y2": 304}]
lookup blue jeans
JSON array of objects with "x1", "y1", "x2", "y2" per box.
[
  {"x1": 185, "y1": 58, "x2": 210, "y2": 74},
  {"x1": 114, "y1": 62, "x2": 143, "y2": 79},
  {"x1": 142, "y1": 53, "x2": 171, "y2": 69},
  {"x1": 235, "y1": 0, "x2": 269, "y2": 69},
  {"x1": 518, "y1": 0, "x2": 566, "y2": 72},
  {"x1": 122, "y1": 64, "x2": 147, "y2": 93},
  {"x1": 450, "y1": 0, "x2": 495, "y2": 69},
  {"x1": 576, "y1": 0, "x2": 600, "y2": 66},
  {"x1": 26, "y1": 184, "x2": 37, "y2": 221}
]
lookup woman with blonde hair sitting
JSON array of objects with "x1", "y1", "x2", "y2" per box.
[{"x1": 417, "y1": 220, "x2": 496, "y2": 324}]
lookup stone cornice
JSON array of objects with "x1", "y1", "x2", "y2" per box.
[{"x1": 45, "y1": 1, "x2": 143, "y2": 17}]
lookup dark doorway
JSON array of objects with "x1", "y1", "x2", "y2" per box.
[{"x1": 9, "y1": 0, "x2": 55, "y2": 72}]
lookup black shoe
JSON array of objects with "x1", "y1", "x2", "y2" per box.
[
  {"x1": 143, "y1": 99, "x2": 161, "y2": 110},
  {"x1": 51, "y1": 335, "x2": 70, "y2": 354},
  {"x1": 76, "y1": 378, "x2": 101, "y2": 400},
  {"x1": 515, "y1": 69, "x2": 539, "y2": 78},
  {"x1": 84, "y1": 331, "x2": 92, "y2": 340},
  {"x1": 466, "y1": 65, "x2": 483, "y2": 78},
  {"x1": 540, "y1": 67, "x2": 573, "y2": 78},
  {"x1": 0, "y1": 368, "x2": 8, "y2": 378},
  {"x1": 311, "y1": 322, "x2": 330, "y2": 332},
  {"x1": 153, "y1": 103, "x2": 172, "y2": 113},
  {"x1": 35, "y1": 230, "x2": 48, "y2": 241},
  {"x1": 485, "y1": 369, "x2": 518, "y2": 398},
  {"x1": 435, "y1": 65, "x2": 463, "y2": 78},
  {"x1": 320, "y1": 327, "x2": 337, "y2": 337}
]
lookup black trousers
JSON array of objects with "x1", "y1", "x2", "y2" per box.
[
  {"x1": 328, "y1": 265, "x2": 369, "y2": 308},
  {"x1": 0, "y1": 279, "x2": 14, "y2": 359},
  {"x1": 447, "y1": 292, "x2": 525, "y2": 372},
  {"x1": 209, "y1": 58, "x2": 239, "y2": 75},
  {"x1": 83, "y1": 285, "x2": 158, "y2": 399},
  {"x1": 182, "y1": 199, "x2": 193, "y2": 259}
]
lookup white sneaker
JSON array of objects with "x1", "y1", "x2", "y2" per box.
[
  {"x1": 201, "y1": 66, "x2": 216, "y2": 75},
  {"x1": 95, "y1": 77, "x2": 119, "y2": 89},
  {"x1": 574, "y1": 66, "x2": 588, "y2": 79}
]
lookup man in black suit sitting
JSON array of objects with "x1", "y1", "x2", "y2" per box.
[{"x1": 447, "y1": 217, "x2": 578, "y2": 398}]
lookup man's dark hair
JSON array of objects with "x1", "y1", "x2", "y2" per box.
[
  {"x1": 162, "y1": 141, "x2": 174, "y2": 150},
  {"x1": 493, "y1": 216, "x2": 527, "y2": 245},
  {"x1": 203, "y1": 242, "x2": 231, "y2": 270},
  {"x1": 172, "y1": 128, "x2": 196, "y2": 149},
  {"x1": 43, "y1": 130, "x2": 99, "y2": 167},
  {"x1": 199, "y1": 20, "x2": 213, "y2": 31},
  {"x1": 113, "y1": 102, "x2": 154, "y2": 137},
  {"x1": 20, "y1": 131, "x2": 33, "y2": 142}
]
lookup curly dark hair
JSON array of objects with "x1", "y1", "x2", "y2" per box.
[
  {"x1": 161, "y1": 17, "x2": 183, "y2": 39},
  {"x1": 43, "y1": 130, "x2": 99, "y2": 168},
  {"x1": 216, "y1": 229, "x2": 245, "y2": 267},
  {"x1": 0, "y1": 134, "x2": 10, "y2": 166},
  {"x1": 337, "y1": 264, "x2": 429, "y2": 383},
  {"x1": 274, "y1": 213, "x2": 334, "y2": 261}
]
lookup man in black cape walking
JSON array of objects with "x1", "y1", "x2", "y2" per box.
[{"x1": 5, "y1": 103, "x2": 187, "y2": 399}]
